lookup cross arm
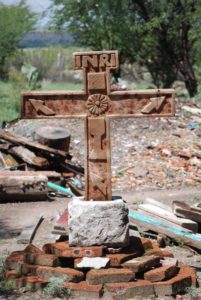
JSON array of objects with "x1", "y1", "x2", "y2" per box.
[
  {"x1": 21, "y1": 90, "x2": 88, "y2": 119},
  {"x1": 107, "y1": 89, "x2": 175, "y2": 117}
]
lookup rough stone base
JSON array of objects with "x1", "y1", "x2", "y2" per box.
[{"x1": 68, "y1": 198, "x2": 129, "y2": 247}]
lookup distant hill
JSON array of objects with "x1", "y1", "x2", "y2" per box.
[{"x1": 19, "y1": 31, "x2": 74, "y2": 48}]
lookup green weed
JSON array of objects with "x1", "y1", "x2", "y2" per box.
[{"x1": 43, "y1": 276, "x2": 71, "y2": 298}]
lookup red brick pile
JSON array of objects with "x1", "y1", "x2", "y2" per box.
[{"x1": 5, "y1": 237, "x2": 197, "y2": 299}]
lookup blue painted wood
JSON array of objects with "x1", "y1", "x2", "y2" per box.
[
  {"x1": 48, "y1": 181, "x2": 74, "y2": 196},
  {"x1": 129, "y1": 210, "x2": 201, "y2": 242}
]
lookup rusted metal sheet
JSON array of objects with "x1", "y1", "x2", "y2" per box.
[{"x1": 21, "y1": 50, "x2": 175, "y2": 201}]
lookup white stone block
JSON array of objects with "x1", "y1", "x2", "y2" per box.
[{"x1": 68, "y1": 198, "x2": 129, "y2": 247}]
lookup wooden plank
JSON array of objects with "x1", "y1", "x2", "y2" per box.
[
  {"x1": 9, "y1": 146, "x2": 49, "y2": 167},
  {"x1": 144, "y1": 197, "x2": 172, "y2": 212},
  {"x1": 129, "y1": 210, "x2": 201, "y2": 249},
  {"x1": 0, "y1": 130, "x2": 68, "y2": 158},
  {"x1": 0, "y1": 170, "x2": 63, "y2": 179},
  {"x1": 0, "y1": 174, "x2": 48, "y2": 201},
  {"x1": 172, "y1": 201, "x2": 201, "y2": 224},
  {"x1": 138, "y1": 203, "x2": 198, "y2": 232}
]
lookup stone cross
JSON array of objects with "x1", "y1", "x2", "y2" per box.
[{"x1": 21, "y1": 51, "x2": 175, "y2": 201}]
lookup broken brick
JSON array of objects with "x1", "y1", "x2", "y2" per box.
[
  {"x1": 24, "y1": 244, "x2": 43, "y2": 254},
  {"x1": 5, "y1": 251, "x2": 25, "y2": 271},
  {"x1": 122, "y1": 255, "x2": 160, "y2": 273},
  {"x1": 5, "y1": 270, "x2": 18, "y2": 279},
  {"x1": 106, "y1": 253, "x2": 137, "y2": 267},
  {"x1": 14, "y1": 276, "x2": 48, "y2": 291},
  {"x1": 144, "y1": 247, "x2": 174, "y2": 258},
  {"x1": 144, "y1": 265, "x2": 179, "y2": 282},
  {"x1": 22, "y1": 263, "x2": 84, "y2": 282},
  {"x1": 36, "y1": 266, "x2": 84, "y2": 282},
  {"x1": 25, "y1": 253, "x2": 58, "y2": 267},
  {"x1": 86, "y1": 268, "x2": 135, "y2": 285},
  {"x1": 140, "y1": 237, "x2": 153, "y2": 251},
  {"x1": 106, "y1": 236, "x2": 145, "y2": 267},
  {"x1": 153, "y1": 266, "x2": 193, "y2": 296},
  {"x1": 64, "y1": 281, "x2": 103, "y2": 298},
  {"x1": 178, "y1": 265, "x2": 197, "y2": 287},
  {"x1": 43, "y1": 241, "x2": 104, "y2": 257},
  {"x1": 105, "y1": 280, "x2": 154, "y2": 300}
]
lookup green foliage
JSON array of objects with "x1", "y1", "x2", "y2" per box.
[
  {"x1": 21, "y1": 64, "x2": 41, "y2": 90},
  {"x1": 0, "y1": 251, "x2": 14, "y2": 295},
  {"x1": 51, "y1": 0, "x2": 201, "y2": 96},
  {"x1": 0, "y1": 1, "x2": 36, "y2": 79},
  {"x1": 43, "y1": 276, "x2": 71, "y2": 298}
]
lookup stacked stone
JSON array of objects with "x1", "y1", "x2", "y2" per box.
[{"x1": 4, "y1": 237, "x2": 197, "y2": 299}]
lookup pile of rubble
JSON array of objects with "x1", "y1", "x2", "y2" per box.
[
  {"x1": 111, "y1": 98, "x2": 201, "y2": 191},
  {"x1": 5, "y1": 236, "x2": 197, "y2": 299}
]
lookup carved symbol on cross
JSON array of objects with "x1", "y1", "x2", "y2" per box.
[{"x1": 22, "y1": 50, "x2": 175, "y2": 201}]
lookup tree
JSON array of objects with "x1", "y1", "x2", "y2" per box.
[
  {"x1": 51, "y1": 0, "x2": 200, "y2": 96},
  {"x1": 0, "y1": 1, "x2": 36, "y2": 79}
]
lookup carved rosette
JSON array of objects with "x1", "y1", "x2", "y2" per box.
[{"x1": 87, "y1": 94, "x2": 109, "y2": 116}]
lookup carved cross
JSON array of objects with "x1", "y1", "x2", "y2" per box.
[{"x1": 21, "y1": 51, "x2": 175, "y2": 201}]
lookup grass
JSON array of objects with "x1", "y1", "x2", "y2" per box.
[
  {"x1": 0, "y1": 81, "x2": 20, "y2": 123},
  {"x1": 41, "y1": 81, "x2": 83, "y2": 91}
]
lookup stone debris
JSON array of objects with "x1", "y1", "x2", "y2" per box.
[
  {"x1": 75, "y1": 257, "x2": 110, "y2": 269},
  {"x1": 4, "y1": 236, "x2": 197, "y2": 298}
]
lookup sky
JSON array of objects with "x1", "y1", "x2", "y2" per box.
[
  {"x1": 1, "y1": 0, "x2": 51, "y2": 12},
  {"x1": 1, "y1": 0, "x2": 52, "y2": 26}
]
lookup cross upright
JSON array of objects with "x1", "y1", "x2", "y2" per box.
[{"x1": 21, "y1": 50, "x2": 175, "y2": 201}]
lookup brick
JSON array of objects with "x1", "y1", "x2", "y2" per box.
[
  {"x1": 36, "y1": 266, "x2": 84, "y2": 282},
  {"x1": 153, "y1": 267, "x2": 193, "y2": 296},
  {"x1": 64, "y1": 281, "x2": 103, "y2": 298},
  {"x1": 122, "y1": 255, "x2": 160, "y2": 273},
  {"x1": 22, "y1": 263, "x2": 84, "y2": 283},
  {"x1": 105, "y1": 280, "x2": 154, "y2": 300},
  {"x1": 54, "y1": 208, "x2": 68, "y2": 229},
  {"x1": 25, "y1": 253, "x2": 58, "y2": 267},
  {"x1": 178, "y1": 266, "x2": 197, "y2": 287},
  {"x1": 24, "y1": 244, "x2": 43, "y2": 254},
  {"x1": 5, "y1": 270, "x2": 19, "y2": 279},
  {"x1": 86, "y1": 268, "x2": 135, "y2": 285},
  {"x1": 5, "y1": 251, "x2": 25, "y2": 271},
  {"x1": 106, "y1": 253, "x2": 137, "y2": 267},
  {"x1": 14, "y1": 276, "x2": 48, "y2": 291},
  {"x1": 144, "y1": 265, "x2": 179, "y2": 282},
  {"x1": 144, "y1": 247, "x2": 174, "y2": 258},
  {"x1": 106, "y1": 236, "x2": 145, "y2": 267},
  {"x1": 22, "y1": 263, "x2": 38, "y2": 275},
  {"x1": 140, "y1": 237, "x2": 153, "y2": 251},
  {"x1": 43, "y1": 241, "x2": 105, "y2": 258}
]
